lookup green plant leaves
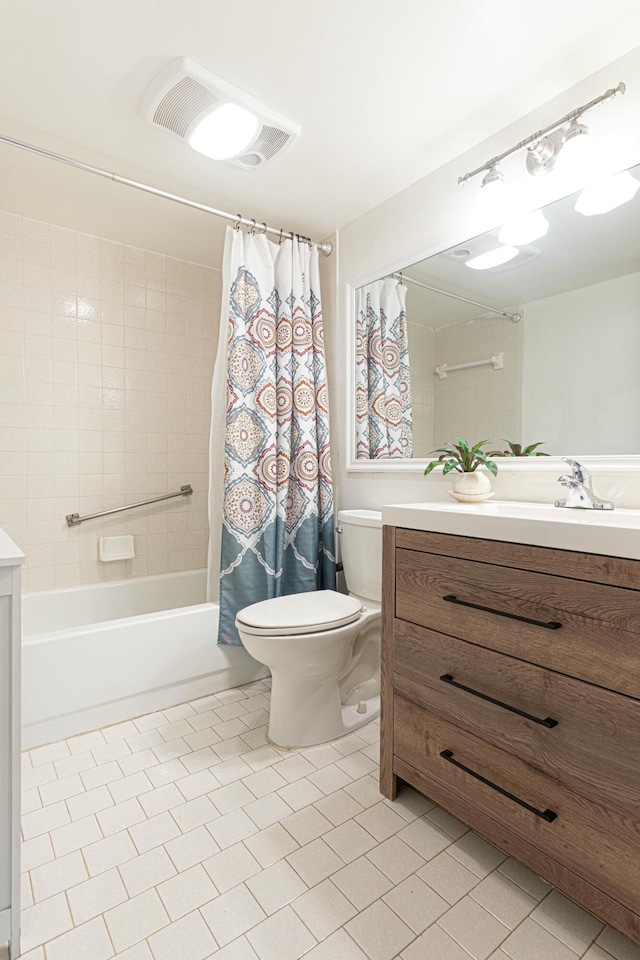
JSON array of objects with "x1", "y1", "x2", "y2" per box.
[
  {"x1": 423, "y1": 438, "x2": 498, "y2": 477},
  {"x1": 522, "y1": 442, "x2": 550, "y2": 456},
  {"x1": 476, "y1": 451, "x2": 499, "y2": 477},
  {"x1": 470, "y1": 439, "x2": 490, "y2": 457},
  {"x1": 497, "y1": 439, "x2": 550, "y2": 457}
]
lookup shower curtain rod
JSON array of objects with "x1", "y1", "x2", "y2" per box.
[
  {"x1": 0, "y1": 132, "x2": 333, "y2": 256},
  {"x1": 391, "y1": 272, "x2": 521, "y2": 323}
]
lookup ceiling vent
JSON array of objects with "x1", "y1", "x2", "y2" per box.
[{"x1": 141, "y1": 58, "x2": 300, "y2": 171}]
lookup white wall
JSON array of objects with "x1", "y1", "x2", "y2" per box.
[
  {"x1": 0, "y1": 138, "x2": 227, "y2": 266},
  {"x1": 333, "y1": 45, "x2": 640, "y2": 512},
  {"x1": 522, "y1": 271, "x2": 640, "y2": 455}
]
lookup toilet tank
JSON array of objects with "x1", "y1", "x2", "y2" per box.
[{"x1": 337, "y1": 509, "x2": 382, "y2": 603}]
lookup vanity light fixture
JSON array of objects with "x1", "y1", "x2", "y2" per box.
[
  {"x1": 461, "y1": 82, "x2": 626, "y2": 227},
  {"x1": 460, "y1": 82, "x2": 624, "y2": 188},
  {"x1": 498, "y1": 209, "x2": 549, "y2": 245},
  {"x1": 465, "y1": 245, "x2": 519, "y2": 270},
  {"x1": 525, "y1": 129, "x2": 565, "y2": 178},
  {"x1": 467, "y1": 165, "x2": 509, "y2": 234},
  {"x1": 555, "y1": 118, "x2": 592, "y2": 174}
]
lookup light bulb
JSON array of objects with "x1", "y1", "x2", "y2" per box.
[
  {"x1": 498, "y1": 210, "x2": 549, "y2": 246},
  {"x1": 465, "y1": 246, "x2": 519, "y2": 271},
  {"x1": 467, "y1": 168, "x2": 509, "y2": 235},
  {"x1": 575, "y1": 171, "x2": 640, "y2": 216},
  {"x1": 188, "y1": 103, "x2": 259, "y2": 160},
  {"x1": 556, "y1": 120, "x2": 592, "y2": 177}
]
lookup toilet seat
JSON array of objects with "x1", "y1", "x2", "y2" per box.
[{"x1": 235, "y1": 589, "x2": 363, "y2": 637}]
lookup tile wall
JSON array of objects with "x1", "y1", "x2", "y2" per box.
[
  {"x1": 0, "y1": 211, "x2": 221, "y2": 592},
  {"x1": 433, "y1": 315, "x2": 523, "y2": 450}
]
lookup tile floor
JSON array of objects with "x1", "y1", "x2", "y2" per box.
[{"x1": 20, "y1": 680, "x2": 640, "y2": 960}]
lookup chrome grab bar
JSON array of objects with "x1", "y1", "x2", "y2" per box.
[{"x1": 66, "y1": 485, "x2": 193, "y2": 527}]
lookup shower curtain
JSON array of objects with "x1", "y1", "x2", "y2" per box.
[
  {"x1": 208, "y1": 227, "x2": 336, "y2": 646},
  {"x1": 355, "y1": 277, "x2": 413, "y2": 459}
]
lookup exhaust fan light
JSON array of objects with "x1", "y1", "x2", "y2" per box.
[
  {"x1": 142, "y1": 58, "x2": 300, "y2": 170},
  {"x1": 466, "y1": 246, "x2": 519, "y2": 271},
  {"x1": 188, "y1": 103, "x2": 260, "y2": 160}
]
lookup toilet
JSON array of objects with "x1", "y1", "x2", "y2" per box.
[{"x1": 236, "y1": 509, "x2": 382, "y2": 748}]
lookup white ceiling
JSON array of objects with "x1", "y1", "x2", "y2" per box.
[{"x1": 2, "y1": 0, "x2": 640, "y2": 262}]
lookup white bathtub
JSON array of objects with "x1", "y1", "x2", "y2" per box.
[{"x1": 22, "y1": 570, "x2": 268, "y2": 748}]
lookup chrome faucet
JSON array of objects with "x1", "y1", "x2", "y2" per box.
[{"x1": 555, "y1": 458, "x2": 614, "y2": 510}]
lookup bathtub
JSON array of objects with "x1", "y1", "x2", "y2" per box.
[{"x1": 22, "y1": 569, "x2": 268, "y2": 748}]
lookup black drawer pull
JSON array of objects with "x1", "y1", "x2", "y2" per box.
[
  {"x1": 440, "y1": 750, "x2": 557, "y2": 822},
  {"x1": 440, "y1": 674, "x2": 558, "y2": 728},
  {"x1": 442, "y1": 594, "x2": 562, "y2": 630}
]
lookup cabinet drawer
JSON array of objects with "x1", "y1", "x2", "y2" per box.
[
  {"x1": 395, "y1": 528, "x2": 640, "y2": 591},
  {"x1": 395, "y1": 548, "x2": 640, "y2": 697},
  {"x1": 394, "y1": 697, "x2": 640, "y2": 914},
  {"x1": 393, "y1": 620, "x2": 640, "y2": 816}
]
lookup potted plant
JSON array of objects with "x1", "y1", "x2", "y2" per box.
[
  {"x1": 424, "y1": 437, "x2": 498, "y2": 503},
  {"x1": 487, "y1": 440, "x2": 549, "y2": 457}
]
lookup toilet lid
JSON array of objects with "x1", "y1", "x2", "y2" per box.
[{"x1": 236, "y1": 590, "x2": 364, "y2": 636}]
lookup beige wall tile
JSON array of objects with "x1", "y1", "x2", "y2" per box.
[{"x1": 0, "y1": 210, "x2": 221, "y2": 590}]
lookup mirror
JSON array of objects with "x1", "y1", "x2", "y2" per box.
[{"x1": 354, "y1": 163, "x2": 640, "y2": 460}]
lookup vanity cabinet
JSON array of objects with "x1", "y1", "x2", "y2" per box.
[
  {"x1": 0, "y1": 532, "x2": 24, "y2": 959},
  {"x1": 381, "y1": 526, "x2": 640, "y2": 944}
]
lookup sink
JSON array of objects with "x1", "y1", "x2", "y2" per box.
[{"x1": 382, "y1": 500, "x2": 640, "y2": 561}]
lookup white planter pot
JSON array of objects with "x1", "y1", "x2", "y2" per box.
[{"x1": 450, "y1": 470, "x2": 494, "y2": 503}]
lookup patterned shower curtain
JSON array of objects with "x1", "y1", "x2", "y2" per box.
[
  {"x1": 208, "y1": 227, "x2": 336, "y2": 646},
  {"x1": 355, "y1": 278, "x2": 413, "y2": 459}
]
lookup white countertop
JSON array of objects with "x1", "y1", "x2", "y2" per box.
[
  {"x1": 382, "y1": 500, "x2": 640, "y2": 561},
  {"x1": 0, "y1": 527, "x2": 25, "y2": 566}
]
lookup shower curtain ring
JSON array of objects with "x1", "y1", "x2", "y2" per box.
[
  {"x1": 234, "y1": 214, "x2": 242, "y2": 231},
  {"x1": 260, "y1": 222, "x2": 267, "y2": 235},
  {"x1": 250, "y1": 218, "x2": 256, "y2": 235},
  {"x1": 278, "y1": 228, "x2": 283, "y2": 245}
]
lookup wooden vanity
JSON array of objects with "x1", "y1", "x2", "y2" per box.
[{"x1": 381, "y1": 520, "x2": 640, "y2": 944}]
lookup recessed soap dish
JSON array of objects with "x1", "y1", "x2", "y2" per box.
[{"x1": 98, "y1": 535, "x2": 135, "y2": 561}]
